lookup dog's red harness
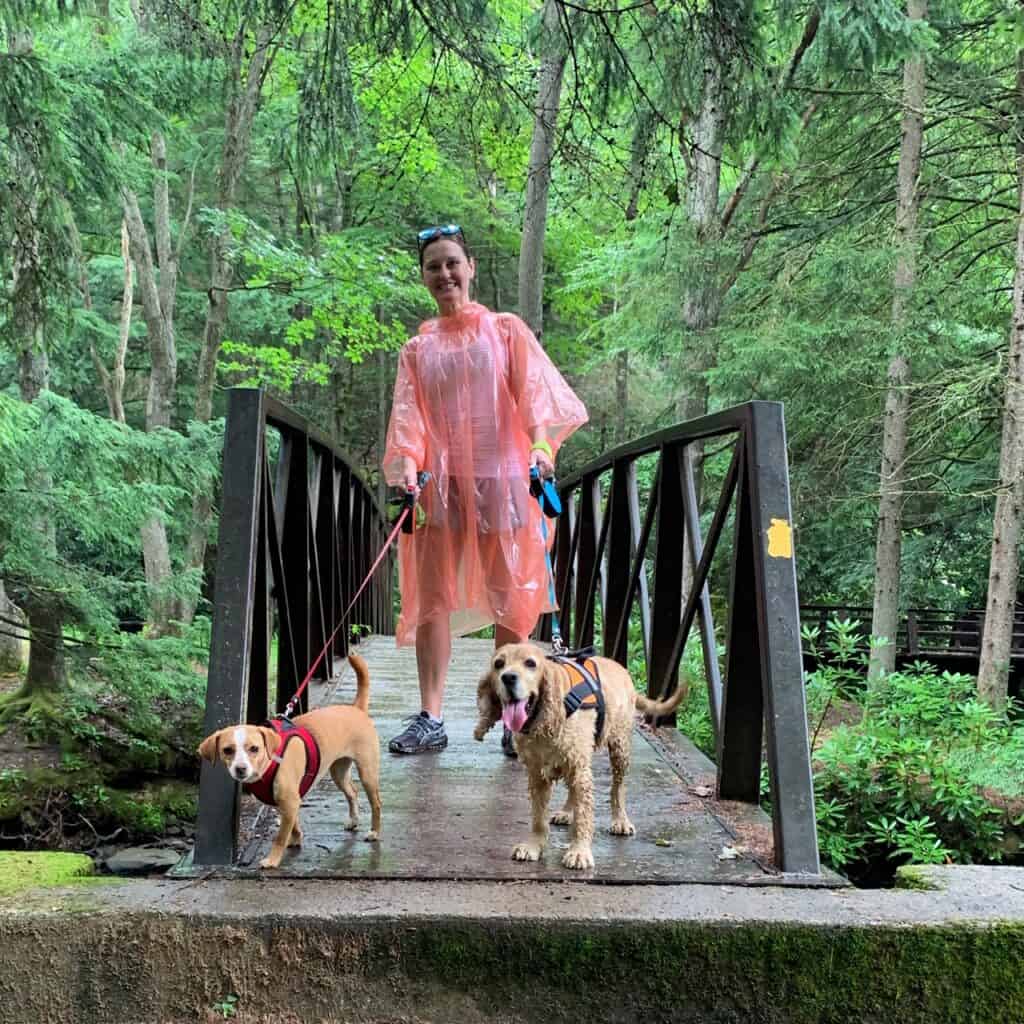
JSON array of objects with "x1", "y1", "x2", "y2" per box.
[{"x1": 243, "y1": 718, "x2": 321, "y2": 807}]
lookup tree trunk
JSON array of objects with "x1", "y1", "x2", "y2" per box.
[
  {"x1": 868, "y1": 0, "x2": 927, "y2": 682},
  {"x1": 332, "y1": 364, "x2": 347, "y2": 444},
  {"x1": 675, "y1": 7, "x2": 821, "y2": 426},
  {"x1": 332, "y1": 167, "x2": 351, "y2": 233},
  {"x1": 177, "y1": 25, "x2": 274, "y2": 625},
  {"x1": 977, "y1": 49, "x2": 1024, "y2": 707},
  {"x1": 615, "y1": 350, "x2": 629, "y2": 444},
  {"x1": 193, "y1": 26, "x2": 273, "y2": 426},
  {"x1": 614, "y1": 114, "x2": 652, "y2": 446},
  {"x1": 674, "y1": 24, "x2": 731, "y2": 603},
  {"x1": 0, "y1": 582, "x2": 25, "y2": 674},
  {"x1": 111, "y1": 218, "x2": 132, "y2": 423},
  {"x1": 625, "y1": 109, "x2": 654, "y2": 223},
  {"x1": 123, "y1": 132, "x2": 180, "y2": 636},
  {"x1": 377, "y1": 347, "x2": 389, "y2": 509},
  {"x1": 8, "y1": 27, "x2": 67, "y2": 695},
  {"x1": 676, "y1": 21, "x2": 729, "y2": 427},
  {"x1": 517, "y1": 0, "x2": 568, "y2": 342},
  {"x1": 76, "y1": 212, "x2": 130, "y2": 423},
  {"x1": 124, "y1": 133, "x2": 178, "y2": 432}
]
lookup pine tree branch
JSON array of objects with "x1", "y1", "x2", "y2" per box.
[{"x1": 719, "y1": 7, "x2": 822, "y2": 235}]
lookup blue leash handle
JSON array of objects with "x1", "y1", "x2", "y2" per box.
[{"x1": 531, "y1": 466, "x2": 564, "y2": 652}]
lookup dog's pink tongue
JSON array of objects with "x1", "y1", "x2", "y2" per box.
[{"x1": 502, "y1": 699, "x2": 530, "y2": 734}]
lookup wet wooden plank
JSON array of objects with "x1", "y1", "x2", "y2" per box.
[{"x1": 222, "y1": 637, "x2": 841, "y2": 885}]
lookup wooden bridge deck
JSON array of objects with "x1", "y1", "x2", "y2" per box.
[{"x1": 181, "y1": 636, "x2": 843, "y2": 886}]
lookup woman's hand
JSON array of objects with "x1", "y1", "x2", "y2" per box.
[
  {"x1": 529, "y1": 445, "x2": 554, "y2": 478},
  {"x1": 402, "y1": 456, "x2": 422, "y2": 497}
]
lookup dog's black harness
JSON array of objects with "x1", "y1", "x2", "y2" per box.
[{"x1": 550, "y1": 652, "x2": 606, "y2": 744}]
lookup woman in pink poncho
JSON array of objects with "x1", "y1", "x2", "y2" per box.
[{"x1": 383, "y1": 225, "x2": 588, "y2": 755}]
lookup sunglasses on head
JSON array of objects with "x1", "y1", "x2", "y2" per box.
[{"x1": 417, "y1": 224, "x2": 465, "y2": 251}]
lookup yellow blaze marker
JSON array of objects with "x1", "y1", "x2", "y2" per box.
[{"x1": 766, "y1": 518, "x2": 793, "y2": 559}]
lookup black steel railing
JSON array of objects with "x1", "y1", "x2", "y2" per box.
[
  {"x1": 541, "y1": 401, "x2": 819, "y2": 875},
  {"x1": 193, "y1": 393, "x2": 818, "y2": 874},
  {"x1": 800, "y1": 604, "x2": 1024, "y2": 660},
  {"x1": 194, "y1": 389, "x2": 394, "y2": 866}
]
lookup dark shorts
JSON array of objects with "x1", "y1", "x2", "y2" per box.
[{"x1": 421, "y1": 476, "x2": 531, "y2": 534}]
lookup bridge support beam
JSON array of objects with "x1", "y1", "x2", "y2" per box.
[
  {"x1": 195, "y1": 389, "x2": 265, "y2": 866},
  {"x1": 718, "y1": 403, "x2": 819, "y2": 874}
]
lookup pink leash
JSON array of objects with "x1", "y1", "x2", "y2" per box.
[{"x1": 282, "y1": 500, "x2": 412, "y2": 719}]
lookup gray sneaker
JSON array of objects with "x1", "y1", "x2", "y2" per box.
[{"x1": 388, "y1": 712, "x2": 448, "y2": 754}]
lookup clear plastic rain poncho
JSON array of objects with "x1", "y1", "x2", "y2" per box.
[{"x1": 383, "y1": 302, "x2": 588, "y2": 645}]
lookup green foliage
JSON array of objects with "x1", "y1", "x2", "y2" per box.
[
  {"x1": 807, "y1": 622, "x2": 1014, "y2": 882},
  {"x1": 0, "y1": 10, "x2": 178, "y2": 341},
  {"x1": 1, "y1": 0, "x2": 1022, "y2": 852},
  {"x1": 0, "y1": 616, "x2": 207, "y2": 844},
  {"x1": 803, "y1": 617, "x2": 871, "y2": 704},
  {"x1": 673, "y1": 639, "x2": 719, "y2": 762},
  {"x1": 211, "y1": 994, "x2": 240, "y2": 1020},
  {"x1": 66, "y1": 619, "x2": 209, "y2": 749},
  {"x1": 0, "y1": 391, "x2": 220, "y2": 632},
  {"x1": 214, "y1": 214, "x2": 420, "y2": 390},
  {"x1": 666, "y1": 620, "x2": 1019, "y2": 882}
]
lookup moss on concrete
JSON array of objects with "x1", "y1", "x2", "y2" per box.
[
  {"x1": 896, "y1": 864, "x2": 944, "y2": 890},
  {"x1": 0, "y1": 852, "x2": 94, "y2": 897},
  {"x1": 386, "y1": 918, "x2": 1024, "y2": 1023},
  {"x1": 0, "y1": 912, "x2": 1023, "y2": 1023}
]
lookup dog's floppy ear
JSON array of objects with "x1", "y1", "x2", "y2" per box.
[
  {"x1": 531, "y1": 657, "x2": 566, "y2": 740},
  {"x1": 197, "y1": 730, "x2": 223, "y2": 763},
  {"x1": 258, "y1": 726, "x2": 280, "y2": 759},
  {"x1": 473, "y1": 670, "x2": 502, "y2": 740}
]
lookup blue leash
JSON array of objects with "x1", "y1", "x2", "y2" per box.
[{"x1": 531, "y1": 466, "x2": 565, "y2": 654}]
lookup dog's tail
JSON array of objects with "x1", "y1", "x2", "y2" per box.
[
  {"x1": 634, "y1": 674, "x2": 690, "y2": 721},
  {"x1": 348, "y1": 653, "x2": 371, "y2": 712}
]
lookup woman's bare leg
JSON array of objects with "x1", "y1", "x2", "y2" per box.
[{"x1": 415, "y1": 617, "x2": 451, "y2": 719}]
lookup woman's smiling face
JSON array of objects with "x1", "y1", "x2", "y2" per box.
[{"x1": 420, "y1": 237, "x2": 475, "y2": 314}]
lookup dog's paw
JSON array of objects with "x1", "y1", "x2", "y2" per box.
[
  {"x1": 473, "y1": 724, "x2": 489, "y2": 741},
  {"x1": 512, "y1": 843, "x2": 542, "y2": 862},
  {"x1": 344, "y1": 817, "x2": 359, "y2": 832},
  {"x1": 259, "y1": 856, "x2": 282, "y2": 869},
  {"x1": 364, "y1": 830, "x2": 379, "y2": 843},
  {"x1": 288, "y1": 831, "x2": 303, "y2": 848},
  {"x1": 609, "y1": 818, "x2": 636, "y2": 837},
  {"x1": 550, "y1": 811, "x2": 572, "y2": 827},
  {"x1": 562, "y1": 845, "x2": 595, "y2": 871}
]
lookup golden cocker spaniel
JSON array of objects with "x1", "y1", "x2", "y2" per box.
[{"x1": 474, "y1": 642, "x2": 685, "y2": 871}]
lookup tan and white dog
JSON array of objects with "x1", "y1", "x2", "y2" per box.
[
  {"x1": 198, "y1": 653, "x2": 382, "y2": 868},
  {"x1": 475, "y1": 642, "x2": 687, "y2": 871}
]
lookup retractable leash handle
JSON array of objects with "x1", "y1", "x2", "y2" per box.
[
  {"x1": 529, "y1": 465, "x2": 562, "y2": 518},
  {"x1": 400, "y1": 471, "x2": 430, "y2": 534},
  {"x1": 531, "y1": 465, "x2": 566, "y2": 654}
]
